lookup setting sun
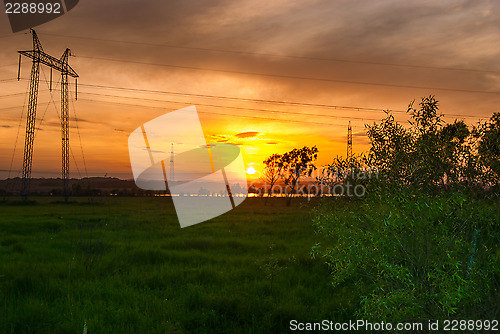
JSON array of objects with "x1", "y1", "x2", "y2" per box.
[{"x1": 246, "y1": 166, "x2": 257, "y2": 175}]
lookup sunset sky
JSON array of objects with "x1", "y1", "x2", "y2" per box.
[{"x1": 0, "y1": 0, "x2": 499, "y2": 180}]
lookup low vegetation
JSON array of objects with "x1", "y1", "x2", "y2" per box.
[
  {"x1": 0, "y1": 197, "x2": 348, "y2": 333},
  {"x1": 312, "y1": 96, "x2": 499, "y2": 324}
]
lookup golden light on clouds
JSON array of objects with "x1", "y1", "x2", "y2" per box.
[{"x1": 0, "y1": 0, "x2": 499, "y2": 179}]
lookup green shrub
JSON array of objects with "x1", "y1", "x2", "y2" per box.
[{"x1": 311, "y1": 190, "x2": 499, "y2": 322}]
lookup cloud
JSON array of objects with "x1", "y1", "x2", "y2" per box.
[
  {"x1": 0, "y1": 125, "x2": 12, "y2": 128},
  {"x1": 143, "y1": 148, "x2": 165, "y2": 154},
  {"x1": 71, "y1": 117, "x2": 99, "y2": 124},
  {"x1": 1, "y1": 0, "x2": 499, "y2": 178},
  {"x1": 235, "y1": 131, "x2": 260, "y2": 138},
  {"x1": 353, "y1": 131, "x2": 367, "y2": 137},
  {"x1": 209, "y1": 134, "x2": 230, "y2": 142}
]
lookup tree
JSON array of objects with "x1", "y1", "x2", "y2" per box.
[
  {"x1": 316, "y1": 153, "x2": 377, "y2": 197},
  {"x1": 312, "y1": 96, "x2": 499, "y2": 324},
  {"x1": 366, "y1": 111, "x2": 414, "y2": 185},
  {"x1": 278, "y1": 146, "x2": 318, "y2": 206},
  {"x1": 437, "y1": 120, "x2": 474, "y2": 186},
  {"x1": 477, "y1": 112, "x2": 500, "y2": 186},
  {"x1": 367, "y1": 95, "x2": 484, "y2": 190},
  {"x1": 262, "y1": 153, "x2": 282, "y2": 205}
]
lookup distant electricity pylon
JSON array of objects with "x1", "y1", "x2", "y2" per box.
[
  {"x1": 17, "y1": 29, "x2": 78, "y2": 200},
  {"x1": 169, "y1": 143, "x2": 174, "y2": 182},
  {"x1": 347, "y1": 121, "x2": 353, "y2": 161}
]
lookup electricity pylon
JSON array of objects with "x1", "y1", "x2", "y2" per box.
[
  {"x1": 347, "y1": 121, "x2": 353, "y2": 161},
  {"x1": 169, "y1": 143, "x2": 175, "y2": 182},
  {"x1": 18, "y1": 29, "x2": 78, "y2": 200}
]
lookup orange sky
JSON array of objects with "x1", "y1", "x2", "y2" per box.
[{"x1": 1, "y1": 0, "x2": 499, "y2": 179}]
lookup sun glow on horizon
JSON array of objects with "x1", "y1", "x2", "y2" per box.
[{"x1": 246, "y1": 166, "x2": 257, "y2": 175}]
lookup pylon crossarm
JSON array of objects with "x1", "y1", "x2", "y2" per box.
[{"x1": 18, "y1": 50, "x2": 78, "y2": 78}]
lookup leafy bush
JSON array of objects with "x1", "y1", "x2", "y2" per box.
[
  {"x1": 311, "y1": 190, "x2": 499, "y2": 322},
  {"x1": 366, "y1": 96, "x2": 499, "y2": 191}
]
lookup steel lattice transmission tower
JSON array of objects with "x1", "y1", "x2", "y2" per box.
[
  {"x1": 169, "y1": 143, "x2": 175, "y2": 182},
  {"x1": 18, "y1": 29, "x2": 78, "y2": 200},
  {"x1": 347, "y1": 121, "x2": 353, "y2": 161}
]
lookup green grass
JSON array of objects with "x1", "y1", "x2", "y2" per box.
[{"x1": 0, "y1": 197, "x2": 352, "y2": 333}]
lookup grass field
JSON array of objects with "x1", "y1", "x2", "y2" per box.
[{"x1": 0, "y1": 197, "x2": 353, "y2": 333}]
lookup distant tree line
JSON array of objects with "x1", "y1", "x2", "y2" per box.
[{"x1": 262, "y1": 95, "x2": 499, "y2": 201}]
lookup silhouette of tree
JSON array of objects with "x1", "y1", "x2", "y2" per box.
[
  {"x1": 477, "y1": 112, "x2": 500, "y2": 186},
  {"x1": 262, "y1": 153, "x2": 282, "y2": 205},
  {"x1": 279, "y1": 146, "x2": 318, "y2": 206}
]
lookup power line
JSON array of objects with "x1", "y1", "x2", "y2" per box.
[
  {"x1": 39, "y1": 68, "x2": 84, "y2": 182},
  {"x1": 36, "y1": 67, "x2": 61, "y2": 139},
  {"x1": 79, "y1": 83, "x2": 404, "y2": 113},
  {"x1": 77, "y1": 83, "x2": 485, "y2": 119},
  {"x1": 77, "y1": 97, "x2": 368, "y2": 129},
  {"x1": 7, "y1": 79, "x2": 29, "y2": 183},
  {"x1": 0, "y1": 34, "x2": 19, "y2": 39},
  {"x1": 0, "y1": 91, "x2": 35, "y2": 99},
  {"x1": 0, "y1": 63, "x2": 19, "y2": 68},
  {"x1": 0, "y1": 78, "x2": 21, "y2": 83},
  {"x1": 77, "y1": 91, "x2": 385, "y2": 122},
  {"x1": 0, "y1": 101, "x2": 61, "y2": 114},
  {"x1": 0, "y1": 89, "x2": 49, "y2": 99},
  {"x1": 5, "y1": 79, "x2": 493, "y2": 120},
  {"x1": 75, "y1": 55, "x2": 500, "y2": 96},
  {"x1": 43, "y1": 32, "x2": 500, "y2": 75},
  {"x1": 77, "y1": 94, "x2": 492, "y2": 131},
  {"x1": 71, "y1": 92, "x2": 89, "y2": 179}
]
